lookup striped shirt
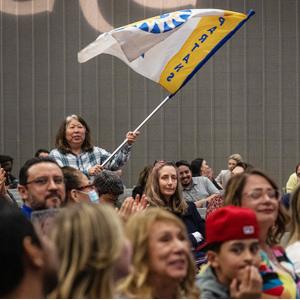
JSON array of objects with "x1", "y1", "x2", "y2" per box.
[{"x1": 50, "y1": 144, "x2": 131, "y2": 177}]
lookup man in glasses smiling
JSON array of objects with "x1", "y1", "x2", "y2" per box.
[{"x1": 18, "y1": 157, "x2": 66, "y2": 219}]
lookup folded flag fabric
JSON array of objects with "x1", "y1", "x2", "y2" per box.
[{"x1": 78, "y1": 9, "x2": 254, "y2": 94}]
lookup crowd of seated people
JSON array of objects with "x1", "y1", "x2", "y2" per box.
[{"x1": 1, "y1": 114, "x2": 300, "y2": 298}]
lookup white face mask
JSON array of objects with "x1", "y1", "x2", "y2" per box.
[{"x1": 79, "y1": 190, "x2": 99, "y2": 203}]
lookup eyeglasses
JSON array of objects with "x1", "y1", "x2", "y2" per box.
[
  {"x1": 297, "y1": 173, "x2": 300, "y2": 178},
  {"x1": 26, "y1": 176, "x2": 64, "y2": 186},
  {"x1": 244, "y1": 188, "x2": 279, "y2": 200},
  {"x1": 77, "y1": 183, "x2": 95, "y2": 191}
]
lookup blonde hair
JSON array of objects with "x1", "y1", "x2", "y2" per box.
[
  {"x1": 118, "y1": 208, "x2": 199, "y2": 298},
  {"x1": 288, "y1": 185, "x2": 300, "y2": 245},
  {"x1": 145, "y1": 162, "x2": 188, "y2": 215},
  {"x1": 228, "y1": 153, "x2": 243, "y2": 163},
  {"x1": 49, "y1": 203, "x2": 123, "y2": 298}
]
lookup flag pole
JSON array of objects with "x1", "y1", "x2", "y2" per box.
[{"x1": 101, "y1": 93, "x2": 174, "y2": 167}]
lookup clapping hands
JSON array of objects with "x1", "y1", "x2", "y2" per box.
[{"x1": 117, "y1": 193, "x2": 148, "y2": 222}]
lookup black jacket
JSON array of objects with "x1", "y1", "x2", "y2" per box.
[{"x1": 178, "y1": 201, "x2": 206, "y2": 248}]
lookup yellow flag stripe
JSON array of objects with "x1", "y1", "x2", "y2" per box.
[{"x1": 159, "y1": 11, "x2": 248, "y2": 94}]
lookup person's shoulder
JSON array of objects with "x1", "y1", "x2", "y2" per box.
[
  {"x1": 197, "y1": 265, "x2": 229, "y2": 299},
  {"x1": 185, "y1": 201, "x2": 201, "y2": 217},
  {"x1": 92, "y1": 146, "x2": 107, "y2": 153},
  {"x1": 220, "y1": 169, "x2": 229, "y2": 175},
  {"x1": 270, "y1": 244, "x2": 291, "y2": 261},
  {"x1": 286, "y1": 241, "x2": 300, "y2": 254},
  {"x1": 192, "y1": 176, "x2": 212, "y2": 188},
  {"x1": 200, "y1": 176, "x2": 212, "y2": 184},
  {"x1": 197, "y1": 264, "x2": 214, "y2": 281},
  {"x1": 49, "y1": 148, "x2": 58, "y2": 154},
  {"x1": 271, "y1": 244, "x2": 286, "y2": 253},
  {"x1": 49, "y1": 148, "x2": 62, "y2": 157},
  {"x1": 50, "y1": 148, "x2": 70, "y2": 157},
  {"x1": 186, "y1": 200, "x2": 197, "y2": 210},
  {"x1": 50, "y1": 148, "x2": 68, "y2": 155},
  {"x1": 288, "y1": 172, "x2": 297, "y2": 180},
  {"x1": 193, "y1": 176, "x2": 206, "y2": 183}
]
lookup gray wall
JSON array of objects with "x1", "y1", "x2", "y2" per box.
[{"x1": 0, "y1": 0, "x2": 299, "y2": 188}]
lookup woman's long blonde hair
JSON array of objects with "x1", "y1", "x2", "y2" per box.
[
  {"x1": 145, "y1": 162, "x2": 188, "y2": 215},
  {"x1": 49, "y1": 203, "x2": 123, "y2": 298},
  {"x1": 287, "y1": 185, "x2": 300, "y2": 245},
  {"x1": 118, "y1": 208, "x2": 199, "y2": 299}
]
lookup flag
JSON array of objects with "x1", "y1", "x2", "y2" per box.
[{"x1": 78, "y1": 9, "x2": 255, "y2": 94}]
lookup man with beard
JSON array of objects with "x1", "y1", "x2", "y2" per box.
[
  {"x1": 0, "y1": 202, "x2": 59, "y2": 298},
  {"x1": 175, "y1": 160, "x2": 220, "y2": 208},
  {"x1": 18, "y1": 157, "x2": 65, "y2": 219}
]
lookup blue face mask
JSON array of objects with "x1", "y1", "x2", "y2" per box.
[
  {"x1": 87, "y1": 190, "x2": 99, "y2": 203},
  {"x1": 79, "y1": 190, "x2": 99, "y2": 203}
]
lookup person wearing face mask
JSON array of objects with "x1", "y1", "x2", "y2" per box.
[
  {"x1": 50, "y1": 115, "x2": 139, "y2": 178},
  {"x1": 62, "y1": 166, "x2": 99, "y2": 204}
]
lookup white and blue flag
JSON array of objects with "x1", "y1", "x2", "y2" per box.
[{"x1": 78, "y1": 9, "x2": 254, "y2": 94}]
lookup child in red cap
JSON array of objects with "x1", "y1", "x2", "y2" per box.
[{"x1": 197, "y1": 205, "x2": 262, "y2": 298}]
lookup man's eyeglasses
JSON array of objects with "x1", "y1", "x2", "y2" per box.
[
  {"x1": 26, "y1": 176, "x2": 64, "y2": 186},
  {"x1": 244, "y1": 188, "x2": 279, "y2": 200}
]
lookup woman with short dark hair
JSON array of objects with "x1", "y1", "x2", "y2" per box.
[{"x1": 50, "y1": 114, "x2": 139, "y2": 177}]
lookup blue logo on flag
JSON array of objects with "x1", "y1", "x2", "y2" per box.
[{"x1": 136, "y1": 9, "x2": 192, "y2": 34}]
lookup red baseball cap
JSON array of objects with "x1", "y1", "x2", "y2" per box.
[{"x1": 205, "y1": 205, "x2": 259, "y2": 247}]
